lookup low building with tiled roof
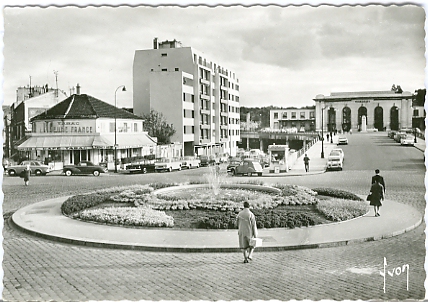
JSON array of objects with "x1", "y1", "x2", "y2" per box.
[{"x1": 16, "y1": 91, "x2": 157, "y2": 171}]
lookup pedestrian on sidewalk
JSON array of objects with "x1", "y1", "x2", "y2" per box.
[
  {"x1": 235, "y1": 201, "x2": 258, "y2": 264},
  {"x1": 326, "y1": 133, "x2": 330, "y2": 142},
  {"x1": 21, "y1": 164, "x2": 31, "y2": 186},
  {"x1": 371, "y1": 169, "x2": 386, "y2": 195},
  {"x1": 303, "y1": 153, "x2": 310, "y2": 172},
  {"x1": 368, "y1": 178, "x2": 384, "y2": 217}
]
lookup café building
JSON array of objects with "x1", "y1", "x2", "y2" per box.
[{"x1": 16, "y1": 93, "x2": 157, "y2": 170}]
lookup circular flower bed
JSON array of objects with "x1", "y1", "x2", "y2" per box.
[{"x1": 61, "y1": 182, "x2": 369, "y2": 229}]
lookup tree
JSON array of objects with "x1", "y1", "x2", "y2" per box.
[{"x1": 142, "y1": 109, "x2": 176, "y2": 145}]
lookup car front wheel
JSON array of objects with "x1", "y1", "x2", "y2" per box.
[
  {"x1": 35, "y1": 169, "x2": 42, "y2": 176},
  {"x1": 8, "y1": 170, "x2": 16, "y2": 176},
  {"x1": 65, "y1": 170, "x2": 72, "y2": 176},
  {"x1": 93, "y1": 170, "x2": 100, "y2": 176}
]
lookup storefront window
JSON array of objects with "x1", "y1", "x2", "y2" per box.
[{"x1": 48, "y1": 150, "x2": 62, "y2": 162}]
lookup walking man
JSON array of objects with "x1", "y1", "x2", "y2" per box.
[{"x1": 303, "y1": 153, "x2": 310, "y2": 172}]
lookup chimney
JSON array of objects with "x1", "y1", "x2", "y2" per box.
[
  {"x1": 153, "y1": 37, "x2": 158, "y2": 49},
  {"x1": 76, "y1": 83, "x2": 81, "y2": 95}
]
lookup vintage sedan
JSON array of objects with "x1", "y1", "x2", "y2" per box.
[
  {"x1": 63, "y1": 161, "x2": 108, "y2": 176},
  {"x1": 227, "y1": 159, "x2": 242, "y2": 173},
  {"x1": 155, "y1": 157, "x2": 182, "y2": 172},
  {"x1": 326, "y1": 155, "x2": 343, "y2": 171},
  {"x1": 400, "y1": 135, "x2": 415, "y2": 146},
  {"x1": 181, "y1": 156, "x2": 200, "y2": 169},
  {"x1": 337, "y1": 136, "x2": 348, "y2": 145},
  {"x1": 232, "y1": 159, "x2": 263, "y2": 176},
  {"x1": 7, "y1": 160, "x2": 51, "y2": 176},
  {"x1": 330, "y1": 148, "x2": 345, "y2": 162}
]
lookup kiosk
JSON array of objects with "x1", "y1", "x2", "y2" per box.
[{"x1": 268, "y1": 144, "x2": 289, "y2": 173}]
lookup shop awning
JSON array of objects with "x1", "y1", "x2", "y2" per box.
[
  {"x1": 17, "y1": 136, "x2": 98, "y2": 150},
  {"x1": 115, "y1": 134, "x2": 157, "y2": 148},
  {"x1": 16, "y1": 134, "x2": 157, "y2": 151}
]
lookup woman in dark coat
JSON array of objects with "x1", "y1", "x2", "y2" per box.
[{"x1": 369, "y1": 179, "x2": 384, "y2": 217}]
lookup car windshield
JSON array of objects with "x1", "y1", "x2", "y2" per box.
[
  {"x1": 330, "y1": 152, "x2": 340, "y2": 156},
  {"x1": 330, "y1": 158, "x2": 340, "y2": 162},
  {"x1": 156, "y1": 158, "x2": 170, "y2": 163}
]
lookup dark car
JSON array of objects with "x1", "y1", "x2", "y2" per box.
[
  {"x1": 63, "y1": 161, "x2": 108, "y2": 176},
  {"x1": 126, "y1": 159, "x2": 156, "y2": 174},
  {"x1": 227, "y1": 159, "x2": 242, "y2": 173}
]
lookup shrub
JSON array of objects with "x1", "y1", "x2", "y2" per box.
[
  {"x1": 73, "y1": 206, "x2": 174, "y2": 227},
  {"x1": 61, "y1": 193, "x2": 111, "y2": 215},
  {"x1": 195, "y1": 208, "x2": 315, "y2": 229},
  {"x1": 316, "y1": 198, "x2": 369, "y2": 221},
  {"x1": 148, "y1": 182, "x2": 178, "y2": 190},
  {"x1": 312, "y1": 187, "x2": 363, "y2": 201}
]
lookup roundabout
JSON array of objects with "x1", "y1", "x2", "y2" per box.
[{"x1": 11, "y1": 193, "x2": 422, "y2": 252}]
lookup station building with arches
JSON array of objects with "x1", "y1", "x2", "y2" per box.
[{"x1": 314, "y1": 89, "x2": 413, "y2": 132}]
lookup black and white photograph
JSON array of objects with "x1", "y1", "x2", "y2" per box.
[{"x1": 1, "y1": 1, "x2": 426, "y2": 301}]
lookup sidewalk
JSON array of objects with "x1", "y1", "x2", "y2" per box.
[
  {"x1": 12, "y1": 195, "x2": 422, "y2": 252},
  {"x1": 413, "y1": 137, "x2": 425, "y2": 153},
  {"x1": 263, "y1": 135, "x2": 339, "y2": 176}
]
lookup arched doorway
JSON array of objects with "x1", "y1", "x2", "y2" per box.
[
  {"x1": 390, "y1": 106, "x2": 399, "y2": 130},
  {"x1": 342, "y1": 106, "x2": 351, "y2": 132},
  {"x1": 374, "y1": 106, "x2": 384, "y2": 131},
  {"x1": 327, "y1": 107, "x2": 336, "y2": 132},
  {"x1": 358, "y1": 106, "x2": 367, "y2": 131}
]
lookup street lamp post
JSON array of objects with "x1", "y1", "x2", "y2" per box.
[
  {"x1": 114, "y1": 85, "x2": 126, "y2": 173},
  {"x1": 321, "y1": 107, "x2": 325, "y2": 158}
]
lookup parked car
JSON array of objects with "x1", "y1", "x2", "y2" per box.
[
  {"x1": 326, "y1": 155, "x2": 343, "y2": 171},
  {"x1": 227, "y1": 159, "x2": 242, "y2": 173},
  {"x1": 7, "y1": 160, "x2": 51, "y2": 176},
  {"x1": 337, "y1": 136, "x2": 348, "y2": 145},
  {"x1": 232, "y1": 159, "x2": 263, "y2": 176},
  {"x1": 63, "y1": 161, "x2": 108, "y2": 176},
  {"x1": 388, "y1": 130, "x2": 397, "y2": 138},
  {"x1": 126, "y1": 158, "x2": 156, "y2": 174},
  {"x1": 181, "y1": 156, "x2": 200, "y2": 169},
  {"x1": 198, "y1": 155, "x2": 210, "y2": 167},
  {"x1": 330, "y1": 148, "x2": 344, "y2": 162},
  {"x1": 155, "y1": 157, "x2": 182, "y2": 172},
  {"x1": 400, "y1": 135, "x2": 415, "y2": 146},
  {"x1": 394, "y1": 132, "x2": 407, "y2": 143}
]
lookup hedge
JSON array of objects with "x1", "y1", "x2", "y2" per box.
[{"x1": 312, "y1": 187, "x2": 363, "y2": 201}]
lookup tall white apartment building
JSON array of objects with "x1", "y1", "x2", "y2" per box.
[{"x1": 133, "y1": 38, "x2": 240, "y2": 157}]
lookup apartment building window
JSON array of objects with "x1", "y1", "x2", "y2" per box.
[
  {"x1": 291, "y1": 112, "x2": 296, "y2": 119},
  {"x1": 162, "y1": 68, "x2": 167, "y2": 71},
  {"x1": 175, "y1": 68, "x2": 179, "y2": 71},
  {"x1": 413, "y1": 109, "x2": 419, "y2": 117},
  {"x1": 300, "y1": 112, "x2": 305, "y2": 119},
  {"x1": 191, "y1": 95, "x2": 194, "y2": 103},
  {"x1": 161, "y1": 53, "x2": 167, "y2": 57},
  {"x1": 310, "y1": 111, "x2": 315, "y2": 118},
  {"x1": 274, "y1": 112, "x2": 278, "y2": 119},
  {"x1": 192, "y1": 110, "x2": 194, "y2": 118},
  {"x1": 192, "y1": 126, "x2": 194, "y2": 134},
  {"x1": 282, "y1": 112, "x2": 287, "y2": 119}
]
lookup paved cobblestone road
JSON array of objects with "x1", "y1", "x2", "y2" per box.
[{"x1": 2, "y1": 133, "x2": 426, "y2": 301}]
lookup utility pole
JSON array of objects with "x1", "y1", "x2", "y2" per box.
[
  {"x1": 53, "y1": 70, "x2": 58, "y2": 97},
  {"x1": 29, "y1": 75, "x2": 32, "y2": 98}
]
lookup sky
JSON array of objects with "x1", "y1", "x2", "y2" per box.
[{"x1": 1, "y1": 1, "x2": 426, "y2": 110}]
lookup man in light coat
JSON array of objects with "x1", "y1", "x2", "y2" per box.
[{"x1": 236, "y1": 201, "x2": 258, "y2": 263}]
